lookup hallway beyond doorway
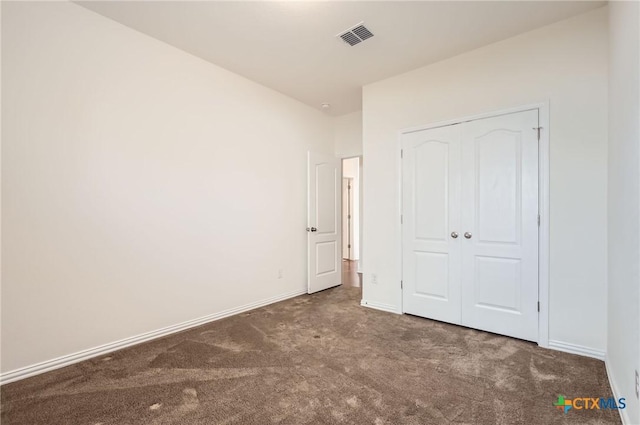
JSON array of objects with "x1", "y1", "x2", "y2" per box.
[{"x1": 342, "y1": 260, "x2": 361, "y2": 288}]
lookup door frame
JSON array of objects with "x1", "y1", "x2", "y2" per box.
[
  {"x1": 341, "y1": 155, "x2": 363, "y2": 267},
  {"x1": 397, "y1": 102, "x2": 550, "y2": 348},
  {"x1": 342, "y1": 177, "x2": 354, "y2": 260}
]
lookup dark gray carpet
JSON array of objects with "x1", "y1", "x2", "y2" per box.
[{"x1": 1, "y1": 285, "x2": 621, "y2": 424}]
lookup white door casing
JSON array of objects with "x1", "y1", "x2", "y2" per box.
[
  {"x1": 402, "y1": 125, "x2": 462, "y2": 324},
  {"x1": 460, "y1": 110, "x2": 539, "y2": 341},
  {"x1": 342, "y1": 178, "x2": 353, "y2": 260},
  {"x1": 308, "y1": 152, "x2": 342, "y2": 294},
  {"x1": 401, "y1": 109, "x2": 539, "y2": 342}
]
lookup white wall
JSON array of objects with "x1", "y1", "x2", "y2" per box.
[
  {"x1": 1, "y1": 2, "x2": 333, "y2": 374},
  {"x1": 0, "y1": 0, "x2": 4, "y2": 373},
  {"x1": 607, "y1": 1, "x2": 640, "y2": 423},
  {"x1": 334, "y1": 110, "x2": 363, "y2": 158},
  {"x1": 362, "y1": 8, "x2": 608, "y2": 353}
]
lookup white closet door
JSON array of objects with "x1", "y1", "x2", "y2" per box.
[
  {"x1": 460, "y1": 110, "x2": 539, "y2": 342},
  {"x1": 402, "y1": 125, "x2": 462, "y2": 324}
]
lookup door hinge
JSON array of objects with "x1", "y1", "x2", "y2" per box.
[
  {"x1": 348, "y1": 244, "x2": 351, "y2": 249},
  {"x1": 537, "y1": 214, "x2": 540, "y2": 226},
  {"x1": 400, "y1": 214, "x2": 403, "y2": 224},
  {"x1": 401, "y1": 149, "x2": 403, "y2": 159},
  {"x1": 533, "y1": 127, "x2": 542, "y2": 141},
  {"x1": 537, "y1": 301, "x2": 540, "y2": 312},
  {"x1": 401, "y1": 280, "x2": 403, "y2": 289}
]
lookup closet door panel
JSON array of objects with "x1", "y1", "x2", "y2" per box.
[
  {"x1": 460, "y1": 110, "x2": 539, "y2": 342},
  {"x1": 401, "y1": 126, "x2": 462, "y2": 324}
]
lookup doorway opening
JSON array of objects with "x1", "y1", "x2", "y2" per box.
[{"x1": 342, "y1": 157, "x2": 362, "y2": 288}]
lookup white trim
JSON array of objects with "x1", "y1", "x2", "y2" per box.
[
  {"x1": 397, "y1": 127, "x2": 405, "y2": 313},
  {"x1": 397, "y1": 102, "x2": 551, "y2": 349},
  {"x1": 0, "y1": 288, "x2": 306, "y2": 385},
  {"x1": 537, "y1": 102, "x2": 551, "y2": 348},
  {"x1": 360, "y1": 299, "x2": 401, "y2": 314},
  {"x1": 399, "y1": 102, "x2": 546, "y2": 135},
  {"x1": 548, "y1": 340, "x2": 606, "y2": 360},
  {"x1": 605, "y1": 355, "x2": 632, "y2": 425}
]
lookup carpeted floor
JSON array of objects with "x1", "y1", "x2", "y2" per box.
[{"x1": 1, "y1": 285, "x2": 621, "y2": 425}]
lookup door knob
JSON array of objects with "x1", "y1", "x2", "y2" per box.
[
  {"x1": 307, "y1": 227, "x2": 317, "y2": 232},
  {"x1": 451, "y1": 232, "x2": 459, "y2": 239},
  {"x1": 464, "y1": 232, "x2": 472, "y2": 239}
]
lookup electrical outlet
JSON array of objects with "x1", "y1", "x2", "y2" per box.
[
  {"x1": 277, "y1": 269, "x2": 283, "y2": 279},
  {"x1": 635, "y1": 370, "x2": 639, "y2": 399},
  {"x1": 371, "y1": 273, "x2": 378, "y2": 284}
]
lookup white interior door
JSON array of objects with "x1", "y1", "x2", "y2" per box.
[
  {"x1": 308, "y1": 152, "x2": 341, "y2": 294},
  {"x1": 460, "y1": 110, "x2": 539, "y2": 341},
  {"x1": 402, "y1": 125, "x2": 462, "y2": 324}
]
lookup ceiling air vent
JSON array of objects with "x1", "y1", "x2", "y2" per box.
[{"x1": 337, "y1": 23, "x2": 374, "y2": 46}]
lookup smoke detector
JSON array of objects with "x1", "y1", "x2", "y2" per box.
[
  {"x1": 321, "y1": 103, "x2": 331, "y2": 111},
  {"x1": 337, "y1": 22, "x2": 374, "y2": 47}
]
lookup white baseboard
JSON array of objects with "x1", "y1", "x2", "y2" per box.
[
  {"x1": 605, "y1": 356, "x2": 632, "y2": 425},
  {"x1": 548, "y1": 339, "x2": 606, "y2": 360},
  {"x1": 360, "y1": 299, "x2": 401, "y2": 314},
  {"x1": 0, "y1": 288, "x2": 306, "y2": 385}
]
